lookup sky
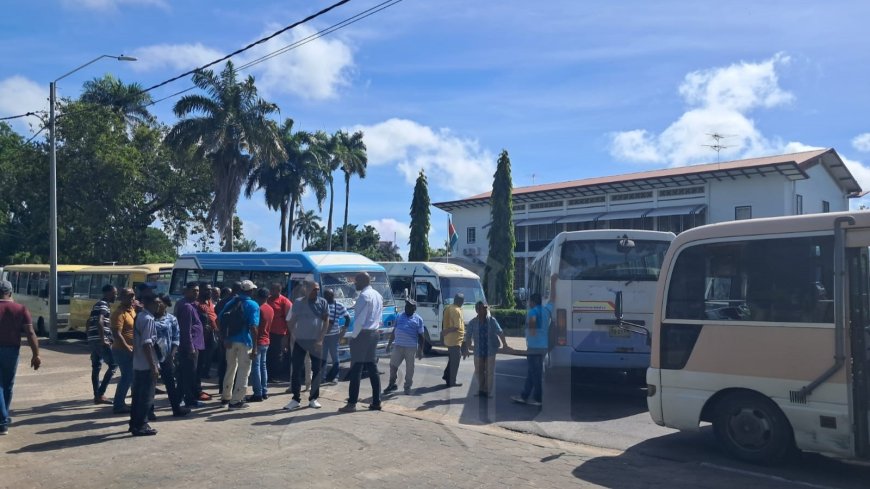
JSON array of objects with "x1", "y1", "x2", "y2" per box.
[{"x1": 3, "y1": 0, "x2": 870, "y2": 256}]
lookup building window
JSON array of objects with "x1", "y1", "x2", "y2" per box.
[
  {"x1": 610, "y1": 191, "x2": 653, "y2": 202},
  {"x1": 659, "y1": 186, "x2": 705, "y2": 198},
  {"x1": 735, "y1": 206, "x2": 752, "y2": 221},
  {"x1": 514, "y1": 204, "x2": 526, "y2": 211},
  {"x1": 529, "y1": 201, "x2": 562, "y2": 210},
  {"x1": 467, "y1": 227, "x2": 476, "y2": 244},
  {"x1": 514, "y1": 226, "x2": 526, "y2": 253},
  {"x1": 568, "y1": 196, "x2": 606, "y2": 206},
  {"x1": 822, "y1": 201, "x2": 830, "y2": 213},
  {"x1": 796, "y1": 194, "x2": 803, "y2": 215},
  {"x1": 528, "y1": 223, "x2": 560, "y2": 252}
]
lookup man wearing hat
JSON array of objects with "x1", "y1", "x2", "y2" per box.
[
  {"x1": 441, "y1": 292, "x2": 466, "y2": 387},
  {"x1": 218, "y1": 280, "x2": 260, "y2": 410},
  {"x1": 383, "y1": 298, "x2": 425, "y2": 396},
  {"x1": 0, "y1": 279, "x2": 41, "y2": 435}
]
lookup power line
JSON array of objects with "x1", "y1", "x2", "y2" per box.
[{"x1": 0, "y1": 111, "x2": 45, "y2": 122}]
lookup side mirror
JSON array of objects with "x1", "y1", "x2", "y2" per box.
[{"x1": 614, "y1": 291, "x2": 624, "y2": 321}]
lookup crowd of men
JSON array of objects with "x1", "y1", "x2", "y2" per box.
[{"x1": 0, "y1": 272, "x2": 553, "y2": 437}]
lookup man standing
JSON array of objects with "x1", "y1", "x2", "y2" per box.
[
  {"x1": 129, "y1": 295, "x2": 160, "y2": 436},
  {"x1": 0, "y1": 280, "x2": 41, "y2": 436},
  {"x1": 512, "y1": 292, "x2": 548, "y2": 407},
  {"x1": 463, "y1": 302, "x2": 508, "y2": 398},
  {"x1": 152, "y1": 294, "x2": 189, "y2": 417},
  {"x1": 86, "y1": 284, "x2": 117, "y2": 405},
  {"x1": 441, "y1": 293, "x2": 465, "y2": 388},
  {"x1": 214, "y1": 284, "x2": 238, "y2": 398},
  {"x1": 321, "y1": 288, "x2": 349, "y2": 386},
  {"x1": 266, "y1": 283, "x2": 292, "y2": 382},
  {"x1": 196, "y1": 284, "x2": 218, "y2": 394},
  {"x1": 383, "y1": 299, "x2": 424, "y2": 396},
  {"x1": 175, "y1": 283, "x2": 204, "y2": 408},
  {"x1": 111, "y1": 288, "x2": 137, "y2": 414},
  {"x1": 219, "y1": 280, "x2": 260, "y2": 410},
  {"x1": 283, "y1": 282, "x2": 329, "y2": 410},
  {"x1": 248, "y1": 288, "x2": 273, "y2": 402},
  {"x1": 339, "y1": 272, "x2": 383, "y2": 413}
]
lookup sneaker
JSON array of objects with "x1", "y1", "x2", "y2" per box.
[
  {"x1": 0, "y1": 425, "x2": 7, "y2": 435},
  {"x1": 228, "y1": 402, "x2": 249, "y2": 410},
  {"x1": 262, "y1": 394, "x2": 269, "y2": 400},
  {"x1": 172, "y1": 407, "x2": 191, "y2": 417},
  {"x1": 220, "y1": 399, "x2": 230, "y2": 406},
  {"x1": 383, "y1": 384, "x2": 398, "y2": 394},
  {"x1": 131, "y1": 427, "x2": 158, "y2": 437},
  {"x1": 367, "y1": 404, "x2": 382, "y2": 411},
  {"x1": 322, "y1": 380, "x2": 337, "y2": 386},
  {"x1": 511, "y1": 395, "x2": 528, "y2": 404},
  {"x1": 404, "y1": 387, "x2": 412, "y2": 395},
  {"x1": 246, "y1": 395, "x2": 264, "y2": 403},
  {"x1": 528, "y1": 400, "x2": 542, "y2": 407},
  {"x1": 338, "y1": 404, "x2": 357, "y2": 413},
  {"x1": 283, "y1": 399, "x2": 301, "y2": 411},
  {"x1": 309, "y1": 399, "x2": 322, "y2": 409}
]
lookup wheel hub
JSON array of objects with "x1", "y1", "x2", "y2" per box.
[{"x1": 728, "y1": 408, "x2": 771, "y2": 449}]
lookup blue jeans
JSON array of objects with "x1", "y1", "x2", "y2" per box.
[
  {"x1": 90, "y1": 343, "x2": 117, "y2": 398},
  {"x1": 521, "y1": 353, "x2": 544, "y2": 403},
  {"x1": 249, "y1": 345, "x2": 269, "y2": 397},
  {"x1": 0, "y1": 346, "x2": 21, "y2": 428},
  {"x1": 321, "y1": 334, "x2": 340, "y2": 382},
  {"x1": 113, "y1": 348, "x2": 134, "y2": 411}
]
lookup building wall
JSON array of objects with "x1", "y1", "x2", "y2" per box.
[
  {"x1": 452, "y1": 205, "x2": 492, "y2": 262},
  {"x1": 794, "y1": 164, "x2": 849, "y2": 213},
  {"x1": 707, "y1": 173, "x2": 789, "y2": 223}
]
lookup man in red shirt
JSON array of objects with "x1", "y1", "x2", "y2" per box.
[
  {"x1": 266, "y1": 283, "x2": 292, "y2": 382},
  {"x1": 249, "y1": 288, "x2": 274, "y2": 402},
  {"x1": 0, "y1": 279, "x2": 41, "y2": 435}
]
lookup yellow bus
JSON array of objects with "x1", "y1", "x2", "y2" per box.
[
  {"x1": 2, "y1": 264, "x2": 88, "y2": 336},
  {"x1": 68, "y1": 263, "x2": 173, "y2": 332}
]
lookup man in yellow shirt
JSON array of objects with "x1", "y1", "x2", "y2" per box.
[
  {"x1": 441, "y1": 293, "x2": 465, "y2": 387},
  {"x1": 111, "y1": 288, "x2": 137, "y2": 414}
]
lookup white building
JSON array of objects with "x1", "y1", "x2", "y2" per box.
[{"x1": 433, "y1": 149, "x2": 862, "y2": 288}]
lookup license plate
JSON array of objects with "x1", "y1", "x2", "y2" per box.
[{"x1": 608, "y1": 326, "x2": 631, "y2": 338}]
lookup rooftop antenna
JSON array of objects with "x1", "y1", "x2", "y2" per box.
[
  {"x1": 529, "y1": 173, "x2": 537, "y2": 185},
  {"x1": 702, "y1": 133, "x2": 735, "y2": 163}
]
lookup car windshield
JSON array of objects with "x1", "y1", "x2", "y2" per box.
[
  {"x1": 559, "y1": 239, "x2": 671, "y2": 282},
  {"x1": 320, "y1": 271, "x2": 395, "y2": 309},
  {"x1": 439, "y1": 277, "x2": 486, "y2": 305}
]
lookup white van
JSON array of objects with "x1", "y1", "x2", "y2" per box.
[{"x1": 381, "y1": 262, "x2": 486, "y2": 352}]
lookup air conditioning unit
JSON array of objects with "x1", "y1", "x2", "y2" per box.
[{"x1": 463, "y1": 248, "x2": 472, "y2": 256}]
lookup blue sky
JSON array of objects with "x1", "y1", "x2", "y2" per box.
[{"x1": 3, "y1": 0, "x2": 870, "y2": 255}]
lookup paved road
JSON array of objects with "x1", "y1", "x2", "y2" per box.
[{"x1": 2, "y1": 340, "x2": 869, "y2": 488}]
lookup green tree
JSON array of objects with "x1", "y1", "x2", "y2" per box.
[
  {"x1": 167, "y1": 60, "x2": 285, "y2": 251},
  {"x1": 305, "y1": 224, "x2": 399, "y2": 261},
  {"x1": 293, "y1": 209, "x2": 322, "y2": 249},
  {"x1": 331, "y1": 130, "x2": 368, "y2": 251},
  {"x1": 80, "y1": 74, "x2": 155, "y2": 127},
  {"x1": 408, "y1": 170, "x2": 430, "y2": 261},
  {"x1": 141, "y1": 227, "x2": 178, "y2": 263},
  {"x1": 484, "y1": 150, "x2": 515, "y2": 308}
]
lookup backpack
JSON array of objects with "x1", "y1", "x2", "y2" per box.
[{"x1": 220, "y1": 300, "x2": 247, "y2": 337}]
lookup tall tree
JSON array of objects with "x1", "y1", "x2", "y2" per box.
[
  {"x1": 167, "y1": 60, "x2": 285, "y2": 251},
  {"x1": 293, "y1": 209, "x2": 322, "y2": 249},
  {"x1": 80, "y1": 74, "x2": 155, "y2": 127},
  {"x1": 485, "y1": 150, "x2": 515, "y2": 308},
  {"x1": 321, "y1": 131, "x2": 341, "y2": 251},
  {"x1": 331, "y1": 130, "x2": 368, "y2": 251},
  {"x1": 408, "y1": 170, "x2": 431, "y2": 261}
]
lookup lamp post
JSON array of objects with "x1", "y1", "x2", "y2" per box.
[{"x1": 48, "y1": 54, "x2": 136, "y2": 343}]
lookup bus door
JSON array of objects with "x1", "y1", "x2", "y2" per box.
[
  {"x1": 847, "y1": 244, "x2": 870, "y2": 458},
  {"x1": 413, "y1": 277, "x2": 441, "y2": 343}
]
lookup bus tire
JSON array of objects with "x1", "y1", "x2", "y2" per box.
[
  {"x1": 423, "y1": 331, "x2": 433, "y2": 355},
  {"x1": 712, "y1": 391, "x2": 795, "y2": 465},
  {"x1": 36, "y1": 317, "x2": 46, "y2": 337}
]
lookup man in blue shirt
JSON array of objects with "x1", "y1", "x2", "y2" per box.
[
  {"x1": 384, "y1": 299, "x2": 425, "y2": 396},
  {"x1": 512, "y1": 292, "x2": 548, "y2": 407},
  {"x1": 218, "y1": 280, "x2": 260, "y2": 410}
]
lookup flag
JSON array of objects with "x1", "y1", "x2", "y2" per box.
[{"x1": 448, "y1": 217, "x2": 458, "y2": 253}]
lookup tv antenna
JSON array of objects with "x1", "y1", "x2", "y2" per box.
[
  {"x1": 702, "y1": 133, "x2": 735, "y2": 162},
  {"x1": 529, "y1": 173, "x2": 537, "y2": 185}
]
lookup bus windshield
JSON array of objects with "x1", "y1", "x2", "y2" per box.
[
  {"x1": 559, "y1": 239, "x2": 671, "y2": 282},
  {"x1": 320, "y1": 271, "x2": 395, "y2": 309},
  {"x1": 439, "y1": 277, "x2": 486, "y2": 305}
]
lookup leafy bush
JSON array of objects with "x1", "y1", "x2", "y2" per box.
[{"x1": 491, "y1": 308, "x2": 526, "y2": 336}]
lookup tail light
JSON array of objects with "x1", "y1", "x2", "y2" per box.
[{"x1": 556, "y1": 308, "x2": 568, "y2": 346}]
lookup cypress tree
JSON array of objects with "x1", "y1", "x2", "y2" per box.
[
  {"x1": 485, "y1": 150, "x2": 515, "y2": 308},
  {"x1": 408, "y1": 169, "x2": 431, "y2": 261}
]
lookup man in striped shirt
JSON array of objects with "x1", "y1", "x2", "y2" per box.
[
  {"x1": 384, "y1": 300, "x2": 425, "y2": 395},
  {"x1": 321, "y1": 288, "x2": 350, "y2": 386},
  {"x1": 87, "y1": 285, "x2": 118, "y2": 405}
]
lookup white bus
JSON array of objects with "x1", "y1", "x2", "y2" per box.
[
  {"x1": 381, "y1": 261, "x2": 486, "y2": 352},
  {"x1": 528, "y1": 230, "x2": 675, "y2": 375},
  {"x1": 2, "y1": 264, "x2": 88, "y2": 336},
  {"x1": 637, "y1": 211, "x2": 870, "y2": 463}
]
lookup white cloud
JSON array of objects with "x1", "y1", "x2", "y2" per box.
[
  {"x1": 0, "y1": 76, "x2": 47, "y2": 134},
  {"x1": 853, "y1": 133, "x2": 870, "y2": 153},
  {"x1": 130, "y1": 24, "x2": 354, "y2": 101},
  {"x1": 365, "y1": 218, "x2": 410, "y2": 259},
  {"x1": 353, "y1": 118, "x2": 495, "y2": 198},
  {"x1": 62, "y1": 0, "x2": 168, "y2": 11},
  {"x1": 610, "y1": 53, "x2": 794, "y2": 166}
]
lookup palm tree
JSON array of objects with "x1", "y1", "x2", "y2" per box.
[
  {"x1": 293, "y1": 209, "x2": 322, "y2": 249},
  {"x1": 166, "y1": 61, "x2": 284, "y2": 251},
  {"x1": 80, "y1": 74, "x2": 154, "y2": 127},
  {"x1": 331, "y1": 130, "x2": 368, "y2": 251}
]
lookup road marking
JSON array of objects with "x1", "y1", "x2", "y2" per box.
[
  {"x1": 699, "y1": 462, "x2": 843, "y2": 489},
  {"x1": 495, "y1": 373, "x2": 526, "y2": 379}
]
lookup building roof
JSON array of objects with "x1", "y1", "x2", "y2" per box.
[{"x1": 434, "y1": 149, "x2": 862, "y2": 212}]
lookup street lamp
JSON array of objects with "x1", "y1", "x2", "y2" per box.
[{"x1": 48, "y1": 54, "x2": 137, "y2": 343}]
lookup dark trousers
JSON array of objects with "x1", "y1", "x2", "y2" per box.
[
  {"x1": 158, "y1": 358, "x2": 182, "y2": 413},
  {"x1": 267, "y1": 333, "x2": 288, "y2": 381},
  {"x1": 0, "y1": 346, "x2": 20, "y2": 428},
  {"x1": 197, "y1": 332, "x2": 216, "y2": 379},
  {"x1": 177, "y1": 350, "x2": 200, "y2": 405},
  {"x1": 347, "y1": 330, "x2": 380, "y2": 406},
  {"x1": 89, "y1": 344, "x2": 117, "y2": 398},
  {"x1": 442, "y1": 345, "x2": 461, "y2": 386},
  {"x1": 521, "y1": 353, "x2": 544, "y2": 403},
  {"x1": 130, "y1": 369, "x2": 156, "y2": 432},
  {"x1": 291, "y1": 342, "x2": 322, "y2": 402},
  {"x1": 321, "y1": 334, "x2": 340, "y2": 382}
]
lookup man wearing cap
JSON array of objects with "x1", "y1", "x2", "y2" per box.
[
  {"x1": 0, "y1": 279, "x2": 41, "y2": 435},
  {"x1": 383, "y1": 299, "x2": 425, "y2": 396},
  {"x1": 441, "y1": 293, "x2": 466, "y2": 388},
  {"x1": 219, "y1": 280, "x2": 260, "y2": 410}
]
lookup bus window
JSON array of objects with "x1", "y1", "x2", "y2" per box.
[
  {"x1": 215, "y1": 270, "x2": 248, "y2": 288},
  {"x1": 109, "y1": 274, "x2": 128, "y2": 290},
  {"x1": 389, "y1": 276, "x2": 413, "y2": 299},
  {"x1": 439, "y1": 277, "x2": 486, "y2": 305},
  {"x1": 58, "y1": 273, "x2": 74, "y2": 305},
  {"x1": 251, "y1": 271, "x2": 286, "y2": 290},
  {"x1": 26, "y1": 272, "x2": 39, "y2": 296},
  {"x1": 170, "y1": 269, "x2": 188, "y2": 295},
  {"x1": 415, "y1": 282, "x2": 438, "y2": 304},
  {"x1": 89, "y1": 275, "x2": 110, "y2": 299},
  {"x1": 74, "y1": 274, "x2": 91, "y2": 298}
]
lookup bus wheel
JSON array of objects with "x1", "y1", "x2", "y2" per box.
[
  {"x1": 712, "y1": 392, "x2": 795, "y2": 464},
  {"x1": 36, "y1": 317, "x2": 46, "y2": 337},
  {"x1": 423, "y1": 332, "x2": 433, "y2": 355}
]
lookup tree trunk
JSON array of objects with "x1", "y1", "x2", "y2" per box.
[
  {"x1": 279, "y1": 201, "x2": 288, "y2": 252},
  {"x1": 326, "y1": 176, "x2": 335, "y2": 251},
  {"x1": 222, "y1": 217, "x2": 234, "y2": 252},
  {"x1": 287, "y1": 199, "x2": 297, "y2": 251},
  {"x1": 343, "y1": 173, "x2": 350, "y2": 251}
]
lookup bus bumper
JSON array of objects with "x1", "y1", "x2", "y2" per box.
[{"x1": 547, "y1": 346, "x2": 650, "y2": 369}]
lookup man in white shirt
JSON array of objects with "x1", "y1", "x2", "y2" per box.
[{"x1": 339, "y1": 272, "x2": 383, "y2": 413}]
